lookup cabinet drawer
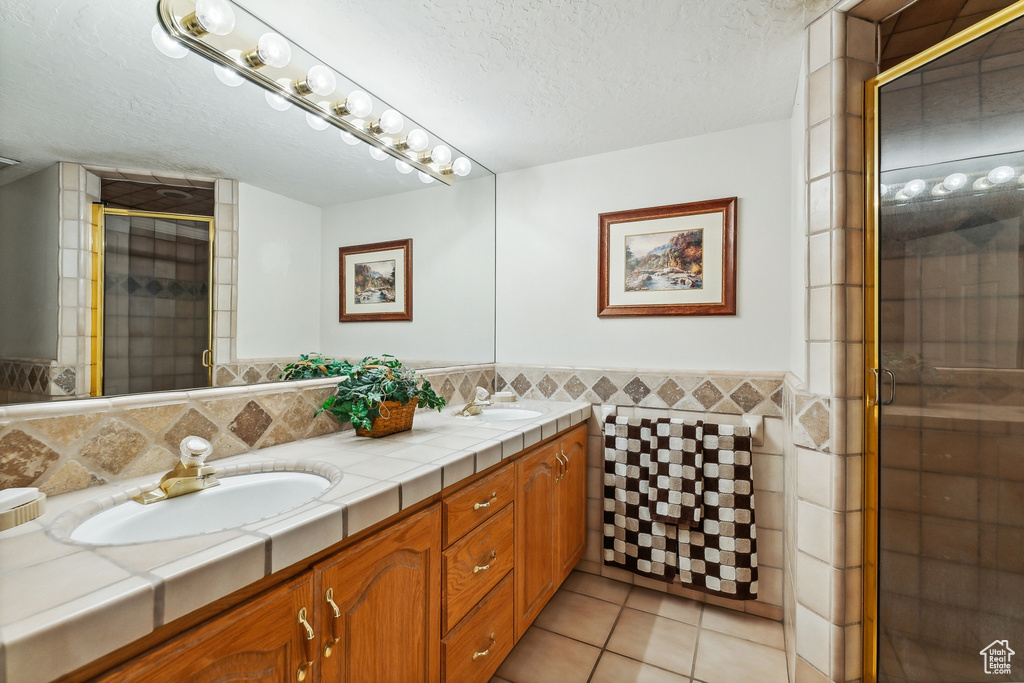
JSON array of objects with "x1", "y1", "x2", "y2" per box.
[
  {"x1": 444, "y1": 504, "x2": 514, "y2": 632},
  {"x1": 442, "y1": 573, "x2": 514, "y2": 683},
  {"x1": 443, "y1": 462, "x2": 514, "y2": 545}
]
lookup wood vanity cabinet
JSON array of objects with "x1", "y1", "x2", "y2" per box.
[
  {"x1": 514, "y1": 424, "x2": 587, "y2": 638},
  {"x1": 315, "y1": 505, "x2": 441, "y2": 683},
  {"x1": 93, "y1": 573, "x2": 317, "y2": 683},
  {"x1": 85, "y1": 421, "x2": 587, "y2": 683}
]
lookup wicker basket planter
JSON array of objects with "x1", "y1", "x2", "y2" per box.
[{"x1": 354, "y1": 398, "x2": 418, "y2": 438}]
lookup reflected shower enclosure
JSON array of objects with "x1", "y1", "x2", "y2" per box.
[{"x1": 101, "y1": 210, "x2": 212, "y2": 395}]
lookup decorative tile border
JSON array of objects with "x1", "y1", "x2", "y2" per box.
[
  {"x1": 0, "y1": 364, "x2": 493, "y2": 497},
  {"x1": 495, "y1": 364, "x2": 785, "y2": 416},
  {"x1": 0, "y1": 358, "x2": 80, "y2": 401}
]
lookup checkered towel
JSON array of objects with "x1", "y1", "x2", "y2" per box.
[
  {"x1": 602, "y1": 415, "x2": 678, "y2": 582},
  {"x1": 603, "y1": 414, "x2": 759, "y2": 600},
  {"x1": 677, "y1": 423, "x2": 759, "y2": 600},
  {"x1": 648, "y1": 418, "x2": 704, "y2": 527}
]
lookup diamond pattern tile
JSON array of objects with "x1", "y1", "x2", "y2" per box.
[
  {"x1": 730, "y1": 382, "x2": 764, "y2": 413},
  {"x1": 511, "y1": 373, "x2": 532, "y2": 396},
  {"x1": 538, "y1": 375, "x2": 558, "y2": 398},
  {"x1": 564, "y1": 375, "x2": 587, "y2": 400},
  {"x1": 622, "y1": 378, "x2": 650, "y2": 404},
  {"x1": 656, "y1": 379, "x2": 687, "y2": 407},
  {"x1": 692, "y1": 380, "x2": 724, "y2": 409},
  {"x1": 592, "y1": 376, "x2": 618, "y2": 402}
]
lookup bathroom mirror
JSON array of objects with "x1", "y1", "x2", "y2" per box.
[{"x1": 0, "y1": 0, "x2": 496, "y2": 405}]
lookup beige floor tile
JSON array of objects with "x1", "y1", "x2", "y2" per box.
[
  {"x1": 692, "y1": 629, "x2": 789, "y2": 683},
  {"x1": 625, "y1": 586, "x2": 703, "y2": 625},
  {"x1": 495, "y1": 627, "x2": 601, "y2": 683},
  {"x1": 489, "y1": 677, "x2": 513, "y2": 683},
  {"x1": 562, "y1": 570, "x2": 633, "y2": 604},
  {"x1": 699, "y1": 604, "x2": 785, "y2": 649},
  {"x1": 606, "y1": 608, "x2": 698, "y2": 676},
  {"x1": 591, "y1": 652, "x2": 691, "y2": 683},
  {"x1": 533, "y1": 589, "x2": 623, "y2": 646}
]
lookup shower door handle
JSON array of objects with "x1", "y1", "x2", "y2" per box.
[
  {"x1": 201, "y1": 349, "x2": 213, "y2": 368},
  {"x1": 870, "y1": 368, "x2": 896, "y2": 406}
]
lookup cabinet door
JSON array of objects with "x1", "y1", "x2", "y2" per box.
[
  {"x1": 317, "y1": 505, "x2": 441, "y2": 683},
  {"x1": 95, "y1": 574, "x2": 316, "y2": 683},
  {"x1": 514, "y1": 443, "x2": 557, "y2": 639},
  {"x1": 556, "y1": 425, "x2": 588, "y2": 583}
]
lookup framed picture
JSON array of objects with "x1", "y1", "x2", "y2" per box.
[
  {"x1": 338, "y1": 239, "x2": 412, "y2": 322},
  {"x1": 598, "y1": 197, "x2": 737, "y2": 317}
]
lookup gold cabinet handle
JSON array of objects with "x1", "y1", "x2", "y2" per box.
[
  {"x1": 554, "y1": 452, "x2": 566, "y2": 482},
  {"x1": 323, "y1": 588, "x2": 341, "y2": 658},
  {"x1": 473, "y1": 492, "x2": 498, "y2": 510},
  {"x1": 472, "y1": 633, "x2": 496, "y2": 661},
  {"x1": 560, "y1": 448, "x2": 570, "y2": 476},
  {"x1": 297, "y1": 607, "x2": 315, "y2": 681},
  {"x1": 473, "y1": 549, "x2": 497, "y2": 573}
]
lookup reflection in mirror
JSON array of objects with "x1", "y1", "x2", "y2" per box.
[{"x1": 0, "y1": 0, "x2": 496, "y2": 407}]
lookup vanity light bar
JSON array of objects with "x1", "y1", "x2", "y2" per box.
[
  {"x1": 881, "y1": 165, "x2": 1024, "y2": 202},
  {"x1": 155, "y1": 0, "x2": 468, "y2": 185}
]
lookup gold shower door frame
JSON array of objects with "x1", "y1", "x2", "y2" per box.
[
  {"x1": 862, "y1": 2, "x2": 1024, "y2": 680},
  {"x1": 90, "y1": 206, "x2": 216, "y2": 396}
]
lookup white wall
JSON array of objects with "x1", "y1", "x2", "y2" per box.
[
  {"x1": 319, "y1": 176, "x2": 496, "y2": 365},
  {"x1": 495, "y1": 120, "x2": 793, "y2": 372},
  {"x1": 791, "y1": 55, "x2": 809, "y2": 382},
  {"x1": 0, "y1": 164, "x2": 60, "y2": 359},
  {"x1": 236, "y1": 183, "x2": 321, "y2": 359}
]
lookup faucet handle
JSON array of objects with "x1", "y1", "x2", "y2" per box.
[
  {"x1": 179, "y1": 436, "x2": 213, "y2": 468},
  {"x1": 475, "y1": 386, "x2": 490, "y2": 402}
]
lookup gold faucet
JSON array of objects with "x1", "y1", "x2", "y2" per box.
[
  {"x1": 458, "y1": 387, "x2": 493, "y2": 416},
  {"x1": 133, "y1": 436, "x2": 220, "y2": 505}
]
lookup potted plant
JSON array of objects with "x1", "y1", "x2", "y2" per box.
[
  {"x1": 278, "y1": 353, "x2": 347, "y2": 380},
  {"x1": 317, "y1": 355, "x2": 446, "y2": 437}
]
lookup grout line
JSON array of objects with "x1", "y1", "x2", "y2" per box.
[
  {"x1": 689, "y1": 600, "x2": 706, "y2": 682},
  {"x1": 584, "y1": 584, "x2": 631, "y2": 683}
]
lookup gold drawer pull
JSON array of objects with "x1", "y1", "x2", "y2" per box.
[
  {"x1": 472, "y1": 632, "x2": 496, "y2": 661},
  {"x1": 323, "y1": 588, "x2": 341, "y2": 658},
  {"x1": 297, "y1": 607, "x2": 315, "y2": 681},
  {"x1": 473, "y1": 492, "x2": 498, "y2": 510},
  {"x1": 473, "y1": 550, "x2": 498, "y2": 573}
]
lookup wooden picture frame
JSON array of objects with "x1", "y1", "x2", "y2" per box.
[
  {"x1": 598, "y1": 197, "x2": 737, "y2": 317},
  {"x1": 338, "y1": 239, "x2": 412, "y2": 322}
]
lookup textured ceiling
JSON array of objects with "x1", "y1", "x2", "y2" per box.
[{"x1": 0, "y1": 0, "x2": 831, "y2": 206}]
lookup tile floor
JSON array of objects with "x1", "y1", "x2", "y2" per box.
[{"x1": 492, "y1": 571, "x2": 789, "y2": 683}]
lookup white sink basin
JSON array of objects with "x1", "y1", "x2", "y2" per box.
[
  {"x1": 70, "y1": 471, "x2": 331, "y2": 545},
  {"x1": 476, "y1": 408, "x2": 544, "y2": 422}
]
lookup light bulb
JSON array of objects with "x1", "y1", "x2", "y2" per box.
[
  {"x1": 247, "y1": 32, "x2": 291, "y2": 68},
  {"x1": 404, "y1": 129, "x2": 429, "y2": 152},
  {"x1": 395, "y1": 160, "x2": 413, "y2": 174},
  {"x1": 942, "y1": 173, "x2": 967, "y2": 191},
  {"x1": 344, "y1": 90, "x2": 373, "y2": 118},
  {"x1": 988, "y1": 165, "x2": 1016, "y2": 184},
  {"x1": 265, "y1": 90, "x2": 291, "y2": 111},
  {"x1": 296, "y1": 65, "x2": 336, "y2": 97},
  {"x1": 418, "y1": 171, "x2": 435, "y2": 184},
  {"x1": 902, "y1": 179, "x2": 926, "y2": 197},
  {"x1": 340, "y1": 131, "x2": 360, "y2": 145},
  {"x1": 369, "y1": 146, "x2": 389, "y2": 161},
  {"x1": 151, "y1": 24, "x2": 188, "y2": 59},
  {"x1": 214, "y1": 64, "x2": 244, "y2": 87},
  {"x1": 451, "y1": 157, "x2": 472, "y2": 177},
  {"x1": 428, "y1": 145, "x2": 452, "y2": 165},
  {"x1": 190, "y1": 0, "x2": 235, "y2": 35},
  {"x1": 371, "y1": 109, "x2": 403, "y2": 135}
]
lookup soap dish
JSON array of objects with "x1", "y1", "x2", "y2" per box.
[
  {"x1": 0, "y1": 492, "x2": 46, "y2": 532},
  {"x1": 492, "y1": 391, "x2": 517, "y2": 402}
]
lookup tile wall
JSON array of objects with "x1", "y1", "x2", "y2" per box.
[{"x1": 0, "y1": 364, "x2": 493, "y2": 496}]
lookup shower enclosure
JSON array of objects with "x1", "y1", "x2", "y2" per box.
[
  {"x1": 866, "y1": 5, "x2": 1024, "y2": 681},
  {"x1": 98, "y1": 208, "x2": 213, "y2": 395}
]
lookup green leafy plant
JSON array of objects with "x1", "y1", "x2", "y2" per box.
[
  {"x1": 317, "y1": 355, "x2": 446, "y2": 431},
  {"x1": 278, "y1": 353, "x2": 348, "y2": 380}
]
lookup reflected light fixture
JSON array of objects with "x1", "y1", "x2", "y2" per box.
[
  {"x1": 988, "y1": 165, "x2": 1016, "y2": 184},
  {"x1": 898, "y1": 179, "x2": 927, "y2": 199},
  {"x1": 155, "y1": 0, "x2": 471, "y2": 184}
]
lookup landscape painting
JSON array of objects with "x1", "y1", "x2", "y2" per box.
[
  {"x1": 624, "y1": 229, "x2": 704, "y2": 292},
  {"x1": 353, "y1": 259, "x2": 397, "y2": 304}
]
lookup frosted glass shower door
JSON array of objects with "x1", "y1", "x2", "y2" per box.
[{"x1": 872, "y1": 8, "x2": 1024, "y2": 682}]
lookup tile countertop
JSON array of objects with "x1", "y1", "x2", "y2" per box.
[{"x1": 0, "y1": 399, "x2": 591, "y2": 683}]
